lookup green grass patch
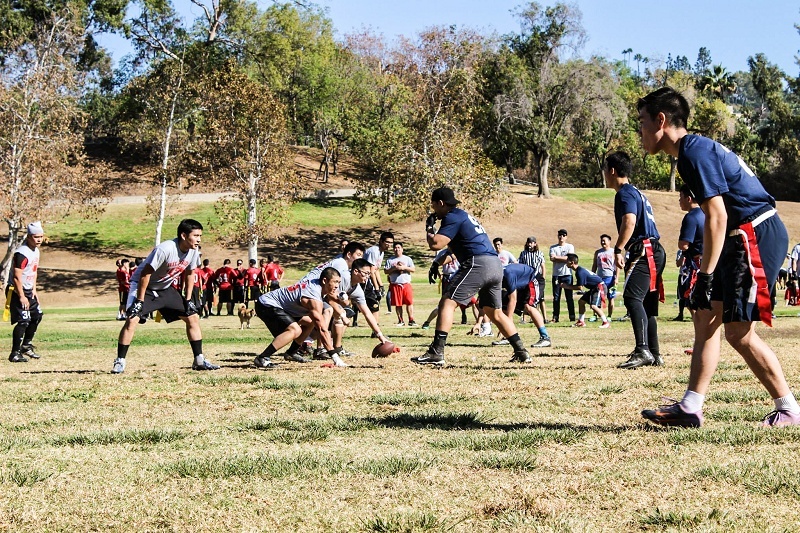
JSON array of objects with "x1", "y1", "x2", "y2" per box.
[
  {"x1": 355, "y1": 456, "x2": 434, "y2": 477},
  {"x1": 160, "y1": 452, "x2": 341, "y2": 479},
  {"x1": 695, "y1": 460, "x2": 800, "y2": 498},
  {"x1": 2, "y1": 464, "x2": 53, "y2": 486},
  {"x1": 368, "y1": 391, "x2": 464, "y2": 407},
  {"x1": 666, "y1": 425, "x2": 800, "y2": 446},
  {"x1": 474, "y1": 452, "x2": 537, "y2": 472},
  {"x1": 27, "y1": 389, "x2": 96, "y2": 403},
  {"x1": 638, "y1": 508, "x2": 729, "y2": 529},
  {"x1": 369, "y1": 412, "x2": 488, "y2": 430},
  {"x1": 431, "y1": 427, "x2": 585, "y2": 451},
  {"x1": 550, "y1": 188, "x2": 616, "y2": 203},
  {"x1": 50, "y1": 428, "x2": 186, "y2": 447},
  {"x1": 359, "y1": 511, "x2": 459, "y2": 533},
  {"x1": 708, "y1": 389, "x2": 770, "y2": 404}
]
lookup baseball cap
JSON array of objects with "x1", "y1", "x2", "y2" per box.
[
  {"x1": 526, "y1": 236, "x2": 537, "y2": 243},
  {"x1": 557, "y1": 229, "x2": 568, "y2": 236},
  {"x1": 431, "y1": 187, "x2": 460, "y2": 206},
  {"x1": 27, "y1": 222, "x2": 44, "y2": 235}
]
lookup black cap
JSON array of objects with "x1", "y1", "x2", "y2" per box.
[
  {"x1": 431, "y1": 187, "x2": 460, "y2": 206},
  {"x1": 558, "y1": 229, "x2": 568, "y2": 236},
  {"x1": 526, "y1": 236, "x2": 537, "y2": 243}
]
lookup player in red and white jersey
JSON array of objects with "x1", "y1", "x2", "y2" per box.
[
  {"x1": 200, "y1": 259, "x2": 215, "y2": 318},
  {"x1": 213, "y1": 259, "x2": 236, "y2": 316},
  {"x1": 244, "y1": 259, "x2": 262, "y2": 306},
  {"x1": 112, "y1": 219, "x2": 218, "y2": 374},
  {"x1": 116, "y1": 258, "x2": 131, "y2": 320},
  {"x1": 7, "y1": 222, "x2": 45, "y2": 363}
]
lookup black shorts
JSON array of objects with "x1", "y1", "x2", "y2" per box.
[
  {"x1": 8, "y1": 287, "x2": 42, "y2": 325},
  {"x1": 623, "y1": 239, "x2": 666, "y2": 316},
  {"x1": 191, "y1": 287, "x2": 203, "y2": 308},
  {"x1": 218, "y1": 288, "x2": 233, "y2": 303},
  {"x1": 444, "y1": 255, "x2": 503, "y2": 309},
  {"x1": 119, "y1": 291, "x2": 129, "y2": 306},
  {"x1": 128, "y1": 284, "x2": 188, "y2": 323},
  {"x1": 580, "y1": 286, "x2": 603, "y2": 308},
  {"x1": 247, "y1": 286, "x2": 262, "y2": 300},
  {"x1": 233, "y1": 286, "x2": 245, "y2": 303},
  {"x1": 255, "y1": 300, "x2": 298, "y2": 337},
  {"x1": 678, "y1": 257, "x2": 700, "y2": 304}
]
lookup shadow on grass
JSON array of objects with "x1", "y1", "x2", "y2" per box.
[
  {"x1": 363, "y1": 412, "x2": 625, "y2": 434},
  {"x1": 20, "y1": 369, "x2": 101, "y2": 375},
  {"x1": 39, "y1": 268, "x2": 117, "y2": 297}
]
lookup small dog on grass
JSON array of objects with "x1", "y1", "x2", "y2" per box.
[{"x1": 238, "y1": 304, "x2": 255, "y2": 329}]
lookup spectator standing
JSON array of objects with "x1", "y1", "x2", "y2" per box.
[{"x1": 549, "y1": 229, "x2": 575, "y2": 323}]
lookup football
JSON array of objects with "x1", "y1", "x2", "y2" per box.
[{"x1": 371, "y1": 341, "x2": 396, "y2": 358}]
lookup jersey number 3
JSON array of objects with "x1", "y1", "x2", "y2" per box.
[{"x1": 467, "y1": 215, "x2": 486, "y2": 235}]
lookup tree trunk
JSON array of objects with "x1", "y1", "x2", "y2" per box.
[
  {"x1": 154, "y1": 73, "x2": 182, "y2": 246},
  {"x1": 247, "y1": 172, "x2": 258, "y2": 261},
  {"x1": 669, "y1": 155, "x2": 678, "y2": 192},
  {"x1": 0, "y1": 222, "x2": 23, "y2": 288},
  {"x1": 154, "y1": 171, "x2": 168, "y2": 246},
  {"x1": 538, "y1": 152, "x2": 552, "y2": 199}
]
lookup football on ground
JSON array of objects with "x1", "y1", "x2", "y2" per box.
[{"x1": 371, "y1": 341, "x2": 395, "y2": 358}]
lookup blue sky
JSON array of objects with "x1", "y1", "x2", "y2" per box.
[{"x1": 100, "y1": 0, "x2": 800, "y2": 75}]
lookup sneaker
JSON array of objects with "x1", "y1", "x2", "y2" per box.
[
  {"x1": 299, "y1": 343, "x2": 313, "y2": 356},
  {"x1": 531, "y1": 337, "x2": 552, "y2": 348},
  {"x1": 111, "y1": 357, "x2": 126, "y2": 374},
  {"x1": 20, "y1": 344, "x2": 40, "y2": 359},
  {"x1": 340, "y1": 348, "x2": 357, "y2": 357},
  {"x1": 491, "y1": 338, "x2": 510, "y2": 346},
  {"x1": 411, "y1": 349, "x2": 445, "y2": 366},
  {"x1": 671, "y1": 315, "x2": 685, "y2": 322},
  {"x1": 761, "y1": 409, "x2": 800, "y2": 427},
  {"x1": 617, "y1": 347, "x2": 655, "y2": 369},
  {"x1": 284, "y1": 353, "x2": 310, "y2": 363},
  {"x1": 587, "y1": 316, "x2": 598, "y2": 322},
  {"x1": 509, "y1": 350, "x2": 531, "y2": 363},
  {"x1": 395, "y1": 322, "x2": 406, "y2": 327},
  {"x1": 9, "y1": 352, "x2": 28, "y2": 363},
  {"x1": 478, "y1": 324, "x2": 492, "y2": 337},
  {"x1": 642, "y1": 399, "x2": 704, "y2": 428},
  {"x1": 331, "y1": 354, "x2": 348, "y2": 368},
  {"x1": 253, "y1": 355, "x2": 276, "y2": 369},
  {"x1": 312, "y1": 348, "x2": 331, "y2": 360},
  {"x1": 421, "y1": 322, "x2": 430, "y2": 330},
  {"x1": 684, "y1": 348, "x2": 693, "y2": 355},
  {"x1": 599, "y1": 320, "x2": 610, "y2": 329},
  {"x1": 617, "y1": 314, "x2": 630, "y2": 322},
  {"x1": 652, "y1": 353, "x2": 664, "y2": 366},
  {"x1": 573, "y1": 320, "x2": 585, "y2": 328},
  {"x1": 408, "y1": 321, "x2": 418, "y2": 327},
  {"x1": 192, "y1": 358, "x2": 220, "y2": 371}
]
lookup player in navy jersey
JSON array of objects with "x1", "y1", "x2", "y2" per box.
[
  {"x1": 496, "y1": 263, "x2": 552, "y2": 348},
  {"x1": 7, "y1": 222, "x2": 45, "y2": 362},
  {"x1": 561, "y1": 254, "x2": 610, "y2": 328},
  {"x1": 605, "y1": 152, "x2": 666, "y2": 369},
  {"x1": 636, "y1": 87, "x2": 799, "y2": 428},
  {"x1": 413, "y1": 187, "x2": 530, "y2": 366},
  {"x1": 675, "y1": 185, "x2": 705, "y2": 322}
]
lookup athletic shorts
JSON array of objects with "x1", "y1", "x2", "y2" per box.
[
  {"x1": 580, "y1": 285, "x2": 603, "y2": 308},
  {"x1": 8, "y1": 287, "x2": 42, "y2": 325},
  {"x1": 127, "y1": 283, "x2": 188, "y2": 324},
  {"x1": 714, "y1": 212, "x2": 787, "y2": 323},
  {"x1": 444, "y1": 254, "x2": 503, "y2": 309},
  {"x1": 390, "y1": 283, "x2": 413, "y2": 306},
  {"x1": 269, "y1": 281, "x2": 280, "y2": 291},
  {"x1": 623, "y1": 239, "x2": 666, "y2": 316},
  {"x1": 678, "y1": 257, "x2": 700, "y2": 304},
  {"x1": 119, "y1": 290, "x2": 129, "y2": 306},
  {"x1": 233, "y1": 285, "x2": 245, "y2": 303},
  {"x1": 191, "y1": 287, "x2": 202, "y2": 308},
  {"x1": 601, "y1": 277, "x2": 615, "y2": 299},
  {"x1": 255, "y1": 300, "x2": 299, "y2": 337},
  {"x1": 218, "y1": 288, "x2": 233, "y2": 303},
  {"x1": 247, "y1": 286, "x2": 262, "y2": 301}
]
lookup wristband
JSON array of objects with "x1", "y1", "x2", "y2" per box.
[{"x1": 614, "y1": 247, "x2": 623, "y2": 255}]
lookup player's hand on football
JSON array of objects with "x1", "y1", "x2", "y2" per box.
[
  {"x1": 127, "y1": 299, "x2": 144, "y2": 318},
  {"x1": 184, "y1": 298, "x2": 199, "y2": 316},
  {"x1": 428, "y1": 263, "x2": 440, "y2": 284},
  {"x1": 689, "y1": 272, "x2": 713, "y2": 310},
  {"x1": 425, "y1": 213, "x2": 437, "y2": 234}
]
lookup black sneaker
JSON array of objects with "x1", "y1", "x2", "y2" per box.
[
  {"x1": 192, "y1": 358, "x2": 220, "y2": 371},
  {"x1": 312, "y1": 348, "x2": 331, "y2": 360},
  {"x1": 509, "y1": 350, "x2": 531, "y2": 363},
  {"x1": 284, "y1": 353, "x2": 310, "y2": 363},
  {"x1": 20, "y1": 344, "x2": 40, "y2": 359},
  {"x1": 652, "y1": 353, "x2": 664, "y2": 366},
  {"x1": 8, "y1": 352, "x2": 28, "y2": 363},
  {"x1": 411, "y1": 349, "x2": 445, "y2": 366},
  {"x1": 617, "y1": 348, "x2": 655, "y2": 369},
  {"x1": 253, "y1": 355, "x2": 276, "y2": 369}
]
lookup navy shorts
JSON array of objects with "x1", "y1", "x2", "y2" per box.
[
  {"x1": 715, "y1": 212, "x2": 788, "y2": 323},
  {"x1": 580, "y1": 286, "x2": 603, "y2": 308},
  {"x1": 444, "y1": 255, "x2": 503, "y2": 309}
]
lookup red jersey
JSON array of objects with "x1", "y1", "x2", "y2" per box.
[
  {"x1": 214, "y1": 266, "x2": 236, "y2": 290},
  {"x1": 196, "y1": 267, "x2": 211, "y2": 289},
  {"x1": 265, "y1": 263, "x2": 284, "y2": 282},
  {"x1": 201, "y1": 266, "x2": 215, "y2": 289},
  {"x1": 116, "y1": 267, "x2": 130, "y2": 292},
  {"x1": 234, "y1": 268, "x2": 247, "y2": 287},
  {"x1": 245, "y1": 267, "x2": 261, "y2": 287}
]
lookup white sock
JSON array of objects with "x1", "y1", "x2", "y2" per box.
[
  {"x1": 774, "y1": 394, "x2": 800, "y2": 414},
  {"x1": 680, "y1": 390, "x2": 705, "y2": 413},
  {"x1": 578, "y1": 314, "x2": 585, "y2": 321},
  {"x1": 194, "y1": 354, "x2": 204, "y2": 364}
]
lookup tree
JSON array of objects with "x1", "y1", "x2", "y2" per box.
[
  {"x1": 694, "y1": 46, "x2": 712, "y2": 76},
  {"x1": 0, "y1": 10, "x2": 110, "y2": 285},
  {"x1": 193, "y1": 63, "x2": 297, "y2": 259},
  {"x1": 699, "y1": 64, "x2": 737, "y2": 101}
]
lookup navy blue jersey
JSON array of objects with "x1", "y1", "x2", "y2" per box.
[
  {"x1": 679, "y1": 206, "x2": 705, "y2": 258},
  {"x1": 678, "y1": 135, "x2": 775, "y2": 229},
  {"x1": 574, "y1": 266, "x2": 602, "y2": 290},
  {"x1": 614, "y1": 183, "x2": 660, "y2": 247},
  {"x1": 436, "y1": 207, "x2": 496, "y2": 263},
  {"x1": 502, "y1": 263, "x2": 537, "y2": 293}
]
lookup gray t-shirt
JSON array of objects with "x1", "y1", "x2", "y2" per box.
[
  {"x1": 549, "y1": 243, "x2": 574, "y2": 277},
  {"x1": 385, "y1": 254, "x2": 413, "y2": 284},
  {"x1": 132, "y1": 238, "x2": 200, "y2": 291},
  {"x1": 364, "y1": 245, "x2": 384, "y2": 270},
  {"x1": 301, "y1": 257, "x2": 349, "y2": 291},
  {"x1": 259, "y1": 278, "x2": 324, "y2": 317}
]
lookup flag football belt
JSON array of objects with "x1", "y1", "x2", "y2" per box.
[
  {"x1": 3, "y1": 285, "x2": 13, "y2": 322},
  {"x1": 641, "y1": 238, "x2": 665, "y2": 302},
  {"x1": 728, "y1": 209, "x2": 776, "y2": 327}
]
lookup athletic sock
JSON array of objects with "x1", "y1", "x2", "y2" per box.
[
  {"x1": 578, "y1": 313, "x2": 585, "y2": 321},
  {"x1": 117, "y1": 344, "x2": 130, "y2": 359},
  {"x1": 189, "y1": 339, "x2": 203, "y2": 358},
  {"x1": 11, "y1": 323, "x2": 26, "y2": 352},
  {"x1": 680, "y1": 390, "x2": 705, "y2": 413},
  {"x1": 259, "y1": 344, "x2": 278, "y2": 359},
  {"x1": 432, "y1": 330, "x2": 448, "y2": 352},
  {"x1": 774, "y1": 394, "x2": 800, "y2": 414},
  {"x1": 285, "y1": 342, "x2": 302, "y2": 356},
  {"x1": 507, "y1": 333, "x2": 525, "y2": 352},
  {"x1": 537, "y1": 326, "x2": 549, "y2": 338}
]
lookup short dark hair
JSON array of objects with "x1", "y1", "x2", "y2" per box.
[
  {"x1": 600, "y1": 234, "x2": 612, "y2": 241},
  {"x1": 343, "y1": 241, "x2": 366, "y2": 256},
  {"x1": 203, "y1": 258, "x2": 210, "y2": 266},
  {"x1": 492, "y1": 237, "x2": 503, "y2": 245},
  {"x1": 223, "y1": 259, "x2": 231, "y2": 265},
  {"x1": 379, "y1": 231, "x2": 394, "y2": 243},
  {"x1": 393, "y1": 241, "x2": 403, "y2": 248},
  {"x1": 352, "y1": 257, "x2": 372, "y2": 270},
  {"x1": 267, "y1": 254, "x2": 274, "y2": 262},
  {"x1": 637, "y1": 87, "x2": 690, "y2": 129},
  {"x1": 320, "y1": 266, "x2": 340, "y2": 283},
  {"x1": 249, "y1": 259, "x2": 256, "y2": 266},
  {"x1": 604, "y1": 151, "x2": 633, "y2": 178},
  {"x1": 566, "y1": 253, "x2": 579, "y2": 264},
  {"x1": 177, "y1": 219, "x2": 203, "y2": 239},
  {"x1": 679, "y1": 184, "x2": 695, "y2": 199}
]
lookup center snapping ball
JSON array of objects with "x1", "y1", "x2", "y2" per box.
[{"x1": 371, "y1": 341, "x2": 396, "y2": 358}]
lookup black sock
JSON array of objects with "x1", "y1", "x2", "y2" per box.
[
  {"x1": 117, "y1": 344, "x2": 130, "y2": 359},
  {"x1": 189, "y1": 339, "x2": 203, "y2": 358},
  {"x1": 285, "y1": 342, "x2": 301, "y2": 356},
  {"x1": 12, "y1": 323, "x2": 26, "y2": 353},
  {"x1": 259, "y1": 344, "x2": 278, "y2": 359},
  {"x1": 507, "y1": 333, "x2": 525, "y2": 352},
  {"x1": 647, "y1": 316, "x2": 660, "y2": 355},
  {"x1": 432, "y1": 330, "x2": 448, "y2": 352},
  {"x1": 624, "y1": 297, "x2": 649, "y2": 349}
]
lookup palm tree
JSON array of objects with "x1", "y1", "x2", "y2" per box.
[
  {"x1": 700, "y1": 64, "x2": 737, "y2": 101},
  {"x1": 621, "y1": 48, "x2": 633, "y2": 67}
]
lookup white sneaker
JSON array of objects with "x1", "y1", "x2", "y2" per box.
[
  {"x1": 331, "y1": 354, "x2": 348, "y2": 367},
  {"x1": 491, "y1": 338, "x2": 510, "y2": 346},
  {"x1": 111, "y1": 358, "x2": 126, "y2": 374},
  {"x1": 478, "y1": 324, "x2": 492, "y2": 337}
]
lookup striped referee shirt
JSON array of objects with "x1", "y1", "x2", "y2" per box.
[{"x1": 518, "y1": 250, "x2": 545, "y2": 277}]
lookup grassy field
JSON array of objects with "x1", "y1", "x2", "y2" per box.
[{"x1": 3, "y1": 278, "x2": 800, "y2": 532}]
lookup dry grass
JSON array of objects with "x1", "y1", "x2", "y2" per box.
[{"x1": 2, "y1": 285, "x2": 800, "y2": 532}]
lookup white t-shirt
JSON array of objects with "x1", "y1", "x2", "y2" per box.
[
  {"x1": 497, "y1": 250, "x2": 517, "y2": 267},
  {"x1": 549, "y1": 243, "x2": 574, "y2": 277},
  {"x1": 132, "y1": 238, "x2": 200, "y2": 291},
  {"x1": 385, "y1": 254, "x2": 413, "y2": 284}
]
